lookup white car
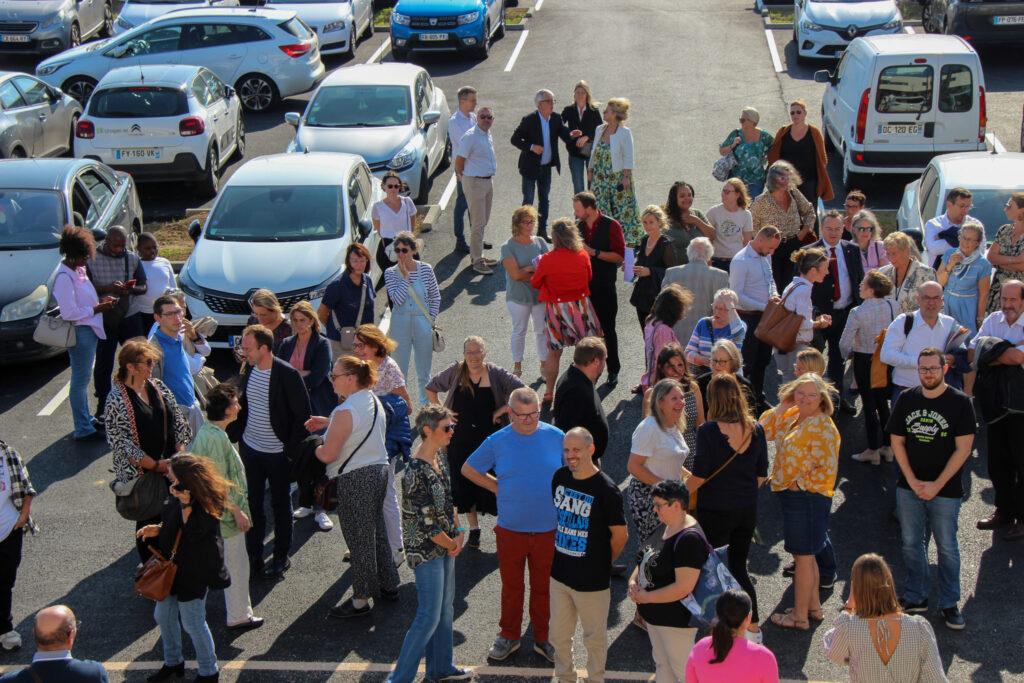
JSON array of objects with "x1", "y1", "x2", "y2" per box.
[
  {"x1": 263, "y1": 0, "x2": 373, "y2": 57},
  {"x1": 178, "y1": 151, "x2": 383, "y2": 348},
  {"x1": 113, "y1": 0, "x2": 240, "y2": 36},
  {"x1": 74, "y1": 65, "x2": 244, "y2": 197},
  {"x1": 286, "y1": 63, "x2": 449, "y2": 203},
  {"x1": 35, "y1": 8, "x2": 325, "y2": 112},
  {"x1": 897, "y1": 151, "x2": 1024, "y2": 240},
  {"x1": 793, "y1": 0, "x2": 903, "y2": 62}
]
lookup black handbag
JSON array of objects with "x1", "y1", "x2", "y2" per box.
[{"x1": 111, "y1": 382, "x2": 171, "y2": 521}]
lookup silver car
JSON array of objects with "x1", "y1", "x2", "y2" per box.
[
  {"x1": 0, "y1": 71, "x2": 82, "y2": 159},
  {"x1": 0, "y1": 0, "x2": 113, "y2": 55}
]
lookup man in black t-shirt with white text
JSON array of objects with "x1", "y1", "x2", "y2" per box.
[
  {"x1": 549, "y1": 427, "x2": 627, "y2": 683},
  {"x1": 888, "y1": 347, "x2": 975, "y2": 631}
]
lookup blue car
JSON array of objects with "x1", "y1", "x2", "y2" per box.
[{"x1": 390, "y1": 0, "x2": 506, "y2": 60}]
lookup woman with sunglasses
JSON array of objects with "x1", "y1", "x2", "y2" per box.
[
  {"x1": 767, "y1": 98, "x2": 834, "y2": 205},
  {"x1": 851, "y1": 210, "x2": 889, "y2": 270},
  {"x1": 719, "y1": 107, "x2": 774, "y2": 198},
  {"x1": 373, "y1": 171, "x2": 417, "y2": 278}
]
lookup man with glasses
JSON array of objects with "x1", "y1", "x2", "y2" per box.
[
  {"x1": 924, "y1": 187, "x2": 976, "y2": 270},
  {"x1": 887, "y1": 347, "x2": 975, "y2": 630},
  {"x1": 511, "y1": 89, "x2": 581, "y2": 242},
  {"x1": 148, "y1": 294, "x2": 206, "y2": 437},
  {"x1": 455, "y1": 106, "x2": 498, "y2": 275},
  {"x1": 842, "y1": 190, "x2": 866, "y2": 239},
  {"x1": 449, "y1": 86, "x2": 477, "y2": 253},
  {"x1": 463, "y1": 387, "x2": 565, "y2": 663},
  {"x1": 0, "y1": 605, "x2": 108, "y2": 682}
]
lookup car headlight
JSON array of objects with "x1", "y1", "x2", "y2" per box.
[
  {"x1": 457, "y1": 10, "x2": 480, "y2": 25},
  {"x1": 801, "y1": 18, "x2": 823, "y2": 32},
  {"x1": 391, "y1": 11, "x2": 410, "y2": 26},
  {"x1": 116, "y1": 15, "x2": 134, "y2": 30},
  {"x1": 883, "y1": 17, "x2": 903, "y2": 30},
  {"x1": 307, "y1": 274, "x2": 339, "y2": 301},
  {"x1": 178, "y1": 268, "x2": 204, "y2": 302},
  {"x1": 322, "y1": 20, "x2": 345, "y2": 33},
  {"x1": 0, "y1": 285, "x2": 49, "y2": 323},
  {"x1": 387, "y1": 139, "x2": 419, "y2": 171},
  {"x1": 40, "y1": 11, "x2": 66, "y2": 30},
  {"x1": 37, "y1": 61, "x2": 69, "y2": 76}
]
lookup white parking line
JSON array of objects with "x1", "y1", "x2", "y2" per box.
[
  {"x1": 905, "y1": 26, "x2": 915, "y2": 34},
  {"x1": 765, "y1": 28, "x2": 784, "y2": 73},
  {"x1": 37, "y1": 381, "x2": 70, "y2": 417},
  {"x1": 987, "y1": 132, "x2": 1007, "y2": 154},
  {"x1": 438, "y1": 174, "x2": 458, "y2": 210},
  {"x1": 379, "y1": 307, "x2": 392, "y2": 335},
  {"x1": 367, "y1": 37, "x2": 390, "y2": 64},
  {"x1": 533, "y1": 0, "x2": 544, "y2": 10},
  {"x1": 504, "y1": 29, "x2": 529, "y2": 72}
]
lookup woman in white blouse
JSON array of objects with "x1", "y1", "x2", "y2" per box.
[
  {"x1": 588, "y1": 97, "x2": 641, "y2": 245},
  {"x1": 372, "y1": 171, "x2": 417, "y2": 278},
  {"x1": 773, "y1": 248, "x2": 832, "y2": 384}
]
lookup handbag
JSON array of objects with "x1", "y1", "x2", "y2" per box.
[
  {"x1": 712, "y1": 149, "x2": 737, "y2": 182},
  {"x1": 689, "y1": 430, "x2": 751, "y2": 513},
  {"x1": 33, "y1": 272, "x2": 78, "y2": 349},
  {"x1": 676, "y1": 527, "x2": 743, "y2": 629},
  {"x1": 406, "y1": 275, "x2": 445, "y2": 352},
  {"x1": 110, "y1": 382, "x2": 171, "y2": 521},
  {"x1": 135, "y1": 529, "x2": 181, "y2": 601},
  {"x1": 331, "y1": 279, "x2": 368, "y2": 354},
  {"x1": 870, "y1": 300, "x2": 898, "y2": 389},
  {"x1": 754, "y1": 282, "x2": 809, "y2": 352}
]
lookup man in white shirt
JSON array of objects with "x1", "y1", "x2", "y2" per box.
[
  {"x1": 880, "y1": 281, "x2": 958, "y2": 400},
  {"x1": 924, "y1": 188, "x2": 975, "y2": 270},
  {"x1": 729, "y1": 226, "x2": 781, "y2": 408},
  {"x1": 455, "y1": 107, "x2": 499, "y2": 275},
  {"x1": 448, "y1": 86, "x2": 477, "y2": 254},
  {"x1": 129, "y1": 233, "x2": 176, "y2": 320}
]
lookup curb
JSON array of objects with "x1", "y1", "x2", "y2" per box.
[
  {"x1": 373, "y1": 25, "x2": 389, "y2": 33},
  {"x1": 507, "y1": 20, "x2": 528, "y2": 31},
  {"x1": 417, "y1": 204, "x2": 440, "y2": 234}
]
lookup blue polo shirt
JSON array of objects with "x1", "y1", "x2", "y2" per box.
[
  {"x1": 466, "y1": 422, "x2": 564, "y2": 532},
  {"x1": 149, "y1": 327, "x2": 196, "y2": 407},
  {"x1": 321, "y1": 272, "x2": 374, "y2": 341}
]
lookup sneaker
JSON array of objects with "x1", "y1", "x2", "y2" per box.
[
  {"x1": 293, "y1": 507, "x2": 313, "y2": 519},
  {"x1": 851, "y1": 448, "x2": 880, "y2": 465},
  {"x1": 481, "y1": 257, "x2": 499, "y2": 267},
  {"x1": 743, "y1": 629, "x2": 763, "y2": 645},
  {"x1": 899, "y1": 597, "x2": 929, "y2": 613},
  {"x1": 393, "y1": 548, "x2": 406, "y2": 568},
  {"x1": 533, "y1": 640, "x2": 555, "y2": 663},
  {"x1": 315, "y1": 511, "x2": 334, "y2": 531},
  {"x1": 467, "y1": 528, "x2": 481, "y2": 549},
  {"x1": 472, "y1": 262, "x2": 493, "y2": 275},
  {"x1": 483, "y1": 241, "x2": 493, "y2": 249},
  {"x1": 328, "y1": 599, "x2": 372, "y2": 619},
  {"x1": 941, "y1": 606, "x2": 965, "y2": 630},
  {"x1": 879, "y1": 446, "x2": 895, "y2": 462},
  {"x1": 487, "y1": 635, "x2": 520, "y2": 661},
  {"x1": 819, "y1": 575, "x2": 836, "y2": 589},
  {"x1": 437, "y1": 668, "x2": 473, "y2": 681},
  {"x1": 0, "y1": 630, "x2": 20, "y2": 650}
]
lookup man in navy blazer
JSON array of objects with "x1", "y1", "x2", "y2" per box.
[
  {"x1": 510, "y1": 89, "x2": 580, "y2": 240},
  {"x1": 0, "y1": 605, "x2": 108, "y2": 682},
  {"x1": 812, "y1": 210, "x2": 865, "y2": 409}
]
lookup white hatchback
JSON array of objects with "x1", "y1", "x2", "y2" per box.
[
  {"x1": 74, "y1": 65, "x2": 244, "y2": 197},
  {"x1": 263, "y1": 0, "x2": 374, "y2": 57}
]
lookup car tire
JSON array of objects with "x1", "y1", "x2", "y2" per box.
[
  {"x1": 235, "y1": 73, "x2": 278, "y2": 113},
  {"x1": 414, "y1": 166, "x2": 430, "y2": 205},
  {"x1": 62, "y1": 76, "x2": 97, "y2": 105},
  {"x1": 344, "y1": 25, "x2": 356, "y2": 59},
  {"x1": 6, "y1": 147, "x2": 26, "y2": 159},
  {"x1": 391, "y1": 44, "x2": 408, "y2": 61},
  {"x1": 102, "y1": 2, "x2": 113, "y2": 37},
  {"x1": 69, "y1": 22, "x2": 81, "y2": 49},
  {"x1": 232, "y1": 115, "x2": 246, "y2": 161},
  {"x1": 475, "y1": 20, "x2": 490, "y2": 59},
  {"x1": 66, "y1": 114, "x2": 79, "y2": 157},
  {"x1": 198, "y1": 145, "x2": 220, "y2": 198}
]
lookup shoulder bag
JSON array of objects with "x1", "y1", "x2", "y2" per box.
[
  {"x1": 135, "y1": 529, "x2": 181, "y2": 601},
  {"x1": 335, "y1": 396, "x2": 380, "y2": 478},
  {"x1": 111, "y1": 382, "x2": 171, "y2": 522},
  {"x1": 406, "y1": 271, "x2": 445, "y2": 352},
  {"x1": 754, "y1": 282, "x2": 808, "y2": 352},
  {"x1": 689, "y1": 429, "x2": 751, "y2": 513},
  {"x1": 33, "y1": 272, "x2": 78, "y2": 349},
  {"x1": 331, "y1": 278, "x2": 368, "y2": 354},
  {"x1": 712, "y1": 149, "x2": 737, "y2": 182},
  {"x1": 675, "y1": 526, "x2": 744, "y2": 629},
  {"x1": 869, "y1": 300, "x2": 898, "y2": 389}
]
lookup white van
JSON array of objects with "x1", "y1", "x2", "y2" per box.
[{"x1": 815, "y1": 34, "x2": 986, "y2": 188}]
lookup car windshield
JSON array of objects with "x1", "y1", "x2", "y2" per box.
[
  {"x1": 88, "y1": 87, "x2": 188, "y2": 117},
  {"x1": 965, "y1": 189, "x2": 1018, "y2": 242},
  {"x1": 306, "y1": 85, "x2": 412, "y2": 127},
  {"x1": 205, "y1": 186, "x2": 343, "y2": 241},
  {"x1": 0, "y1": 190, "x2": 65, "y2": 248}
]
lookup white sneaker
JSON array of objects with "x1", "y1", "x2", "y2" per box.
[
  {"x1": 743, "y1": 629, "x2": 763, "y2": 645},
  {"x1": 879, "y1": 446, "x2": 894, "y2": 462},
  {"x1": 851, "y1": 448, "x2": 880, "y2": 465},
  {"x1": 315, "y1": 511, "x2": 334, "y2": 531},
  {"x1": 293, "y1": 506, "x2": 313, "y2": 519},
  {"x1": 0, "y1": 630, "x2": 21, "y2": 650},
  {"x1": 393, "y1": 548, "x2": 406, "y2": 568}
]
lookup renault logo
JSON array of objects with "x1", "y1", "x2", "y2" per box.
[
  {"x1": 129, "y1": 123, "x2": 142, "y2": 134},
  {"x1": 847, "y1": 25, "x2": 858, "y2": 39},
  {"x1": 430, "y1": 17, "x2": 437, "y2": 25}
]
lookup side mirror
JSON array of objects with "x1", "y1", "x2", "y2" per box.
[
  {"x1": 188, "y1": 219, "x2": 201, "y2": 242},
  {"x1": 90, "y1": 227, "x2": 106, "y2": 242},
  {"x1": 422, "y1": 111, "x2": 440, "y2": 127},
  {"x1": 225, "y1": 86, "x2": 235, "y2": 99},
  {"x1": 284, "y1": 112, "x2": 300, "y2": 127},
  {"x1": 357, "y1": 218, "x2": 372, "y2": 240},
  {"x1": 813, "y1": 69, "x2": 833, "y2": 84}
]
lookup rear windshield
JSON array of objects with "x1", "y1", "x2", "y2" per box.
[
  {"x1": 939, "y1": 64, "x2": 973, "y2": 113},
  {"x1": 279, "y1": 17, "x2": 313, "y2": 39},
  {"x1": 0, "y1": 190, "x2": 65, "y2": 248},
  {"x1": 876, "y1": 65, "x2": 933, "y2": 114},
  {"x1": 306, "y1": 85, "x2": 411, "y2": 127},
  {"x1": 88, "y1": 87, "x2": 188, "y2": 118},
  {"x1": 205, "y1": 186, "x2": 342, "y2": 241}
]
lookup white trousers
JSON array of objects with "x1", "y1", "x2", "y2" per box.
[
  {"x1": 646, "y1": 623, "x2": 697, "y2": 683},
  {"x1": 222, "y1": 533, "x2": 253, "y2": 625},
  {"x1": 383, "y1": 458, "x2": 402, "y2": 552},
  {"x1": 507, "y1": 300, "x2": 549, "y2": 363}
]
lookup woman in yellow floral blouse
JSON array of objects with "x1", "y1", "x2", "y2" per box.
[{"x1": 759, "y1": 372, "x2": 839, "y2": 631}]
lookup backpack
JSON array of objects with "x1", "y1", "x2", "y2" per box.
[{"x1": 673, "y1": 526, "x2": 743, "y2": 629}]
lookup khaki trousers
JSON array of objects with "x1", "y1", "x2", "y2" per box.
[
  {"x1": 646, "y1": 623, "x2": 697, "y2": 683},
  {"x1": 461, "y1": 175, "x2": 493, "y2": 263},
  {"x1": 548, "y1": 578, "x2": 610, "y2": 683}
]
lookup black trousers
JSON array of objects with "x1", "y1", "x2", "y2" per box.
[
  {"x1": 136, "y1": 514, "x2": 162, "y2": 564},
  {"x1": 590, "y1": 283, "x2": 620, "y2": 375},
  {"x1": 986, "y1": 414, "x2": 1024, "y2": 523},
  {"x1": 852, "y1": 352, "x2": 891, "y2": 450},
  {"x1": 739, "y1": 311, "x2": 773, "y2": 408},
  {"x1": 772, "y1": 236, "x2": 802, "y2": 292},
  {"x1": 240, "y1": 442, "x2": 293, "y2": 567},
  {"x1": 93, "y1": 313, "x2": 143, "y2": 415},
  {"x1": 696, "y1": 504, "x2": 760, "y2": 623},
  {"x1": 0, "y1": 529, "x2": 23, "y2": 633},
  {"x1": 820, "y1": 306, "x2": 851, "y2": 388}
]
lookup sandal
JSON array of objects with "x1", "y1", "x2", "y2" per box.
[
  {"x1": 786, "y1": 606, "x2": 824, "y2": 622},
  {"x1": 770, "y1": 612, "x2": 809, "y2": 630},
  {"x1": 512, "y1": 363, "x2": 523, "y2": 378}
]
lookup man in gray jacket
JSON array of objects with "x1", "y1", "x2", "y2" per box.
[{"x1": 661, "y1": 237, "x2": 729, "y2": 345}]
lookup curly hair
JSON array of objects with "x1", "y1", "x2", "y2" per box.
[{"x1": 58, "y1": 224, "x2": 95, "y2": 261}]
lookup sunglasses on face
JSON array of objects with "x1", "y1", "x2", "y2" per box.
[
  {"x1": 441, "y1": 424, "x2": 456, "y2": 433},
  {"x1": 394, "y1": 247, "x2": 412, "y2": 254},
  {"x1": 385, "y1": 183, "x2": 401, "y2": 189},
  {"x1": 135, "y1": 359, "x2": 155, "y2": 367},
  {"x1": 478, "y1": 114, "x2": 494, "y2": 120}
]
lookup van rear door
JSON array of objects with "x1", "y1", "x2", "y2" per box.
[
  {"x1": 869, "y1": 61, "x2": 936, "y2": 158},
  {"x1": 933, "y1": 56, "x2": 984, "y2": 153}
]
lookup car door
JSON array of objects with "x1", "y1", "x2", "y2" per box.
[
  {"x1": 356, "y1": 0, "x2": 372, "y2": 33},
  {"x1": 0, "y1": 80, "x2": 40, "y2": 157},
  {"x1": 199, "y1": 70, "x2": 233, "y2": 161},
  {"x1": 823, "y1": 50, "x2": 850, "y2": 144},
  {"x1": 111, "y1": 23, "x2": 185, "y2": 67},
  {"x1": 178, "y1": 23, "x2": 249, "y2": 86},
  {"x1": 934, "y1": 59, "x2": 980, "y2": 152},
  {"x1": 11, "y1": 75, "x2": 64, "y2": 157},
  {"x1": 871, "y1": 62, "x2": 936, "y2": 153},
  {"x1": 414, "y1": 73, "x2": 440, "y2": 170}
]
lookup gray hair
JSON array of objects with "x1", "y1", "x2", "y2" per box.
[
  {"x1": 959, "y1": 221, "x2": 984, "y2": 242},
  {"x1": 852, "y1": 209, "x2": 882, "y2": 241},
  {"x1": 550, "y1": 217, "x2": 583, "y2": 252},
  {"x1": 509, "y1": 386, "x2": 539, "y2": 408},
  {"x1": 713, "y1": 288, "x2": 739, "y2": 310},
  {"x1": 711, "y1": 339, "x2": 742, "y2": 373},
  {"x1": 740, "y1": 106, "x2": 760, "y2": 125},
  {"x1": 534, "y1": 89, "x2": 554, "y2": 106},
  {"x1": 765, "y1": 160, "x2": 802, "y2": 193},
  {"x1": 565, "y1": 427, "x2": 594, "y2": 448},
  {"x1": 687, "y1": 237, "x2": 714, "y2": 263},
  {"x1": 414, "y1": 404, "x2": 454, "y2": 439}
]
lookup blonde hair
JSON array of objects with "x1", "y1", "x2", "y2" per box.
[
  {"x1": 606, "y1": 97, "x2": 630, "y2": 122},
  {"x1": 790, "y1": 98, "x2": 809, "y2": 113},
  {"x1": 249, "y1": 288, "x2": 282, "y2": 314},
  {"x1": 334, "y1": 355, "x2": 377, "y2": 390},
  {"x1": 650, "y1": 379, "x2": 686, "y2": 434},
  {"x1": 740, "y1": 106, "x2": 759, "y2": 125},
  {"x1": 850, "y1": 553, "x2": 901, "y2": 618},
  {"x1": 572, "y1": 80, "x2": 595, "y2": 108},
  {"x1": 289, "y1": 300, "x2": 322, "y2": 335},
  {"x1": 796, "y1": 348, "x2": 826, "y2": 376},
  {"x1": 511, "y1": 205, "x2": 539, "y2": 236},
  {"x1": 641, "y1": 205, "x2": 667, "y2": 230},
  {"x1": 883, "y1": 231, "x2": 921, "y2": 262},
  {"x1": 551, "y1": 217, "x2": 584, "y2": 252},
  {"x1": 724, "y1": 177, "x2": 750, "y2": 209},
  {"x1": 778, "y1": 372, "x2": 834, "y2": 416}
]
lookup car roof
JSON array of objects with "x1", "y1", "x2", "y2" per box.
[
  {"x1": 155, "y1": 7, "x2": 295, "y2": 22},
  {"x1": 0, "y1": 159, "x2": 97, "y2": 190},
  {"x1": 857, "y1": 34, "x2": 975, "y2": 57},
  {"x1": 226, "y1": 152, "x2": 366, "y2": 186},
  {"x1": 932, "y1": 152, "x2": 1024, "y2": 189},
  {"x1": 96, "y1": 65, "x2": 201, "y2": 89},
  {"x1": 320, "y1": 63, "x2": 424, "y2": 88}
]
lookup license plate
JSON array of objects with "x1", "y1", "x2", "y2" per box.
[
  {"x1": 878, "y1": 124, "x2": 924, "y2": 136},
  {"x1": 419, "y1": 32, "x2": 447, "y2": 41},
  {"x1": 229, "y1": 335, "x2": 242, "y2": 349},
  {"x1": 114, "y1": 147, "x2": 161, "y2": 160},
  {"x1": 0, "y1": 34, "x2": 29, "y2": 43},
  {"x1": 994, "y1": 15, "x2": 1024, "y2": 25}
]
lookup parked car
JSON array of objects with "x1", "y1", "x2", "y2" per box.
[
  {"x1": 1, "y1": 72, "x2": 82, "y2": 159},
  {"x1": 263, "y1": 0, "x2": 373, "y2": 57},
  {"x1": 113, "y1": 0, "x2": 241, "y2": 36},
  {"x1": 793, "y1": 0, "x2": 903, "y2": 62},
  {"x1": 921, "y1": 0, "x2": 1024, "y2": 45},
  {"x1": 390, "y1": 0, "x2": 505, "y2": 60},
  {"x1": 0, "y1": 158, "x2": 143, "y2": 361},
  {"x1": 178, "y1": 151, "x2": 383, "y2": 348},
  {"x1": 75, "y1": 65, "x2": 244, "y2": 197},
  {"x1": 0, "y1": 0, "x2": 113, "y2": 55},
  {"x1": 35, "y1": 8, "x2": 325, "y2": 112},
  {"x1": 285, "y1": 63, "x2": 449, "y2": 204},
  {"x1": 897, "y1": 151, "x2": 1024, "y2": 239}
]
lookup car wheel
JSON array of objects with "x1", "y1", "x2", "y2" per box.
[
  {"x1": 391, "y1": 44, "x2": 408, "y2": 61},
  {"x1": 235, "y1": 73, "x2": 278, "y2": 113},
  {"x1": 232, "y1": 115, "x2": 246, "y2": 161},
  {"x1": 69, "y1": 22, "x2": 81, "y2": 48},
  {"x1": 344, "y1": 25, "x2": 356, "y2": 59},
  {"x1": 102, "y1": 2, "x2": 113, "y2": 37},
  {"x1": 198, "y1": 146, "x2": 220, "y2": 198},
  {"x1": 62, "y1": 76, "x2": 96, "y2": 105},
  {"x1": 66, "y1": 114, "x2": 79, "y2": 157},
  {"x1": 414, "y1": 166, "x2": 429, "y2": 205},
  {"x1": 475, "y1": 20, "x2": 490, "y2": 59},
  {"x1": 7, "y1": 147, "x2": 27, "y2": 159}
]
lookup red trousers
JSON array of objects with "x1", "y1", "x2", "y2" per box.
[{"x1": 495, "y1": 526, "x2": 556, "y2": 642}]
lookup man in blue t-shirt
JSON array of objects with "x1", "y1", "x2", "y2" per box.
[{"x1": 464, "y1": 387, "x2": 564, "y2": 664}]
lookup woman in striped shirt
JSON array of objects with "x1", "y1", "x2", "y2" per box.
[{"x1": 685, "y1": 289, "x2": 747, "y2": 376}]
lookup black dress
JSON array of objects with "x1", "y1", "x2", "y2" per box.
[
  {"x1": 630, "y1": 234, "x2": 676, "y2": 327},
  {"x1": 129, "y1": 383, "x2": 175, "y2": 562},
  {"x1": 445, "y1": 378, "x2": 498, "y2": 516},
  {"x1": 779, "y1": 129, "x2": 818, "y2": 201}
]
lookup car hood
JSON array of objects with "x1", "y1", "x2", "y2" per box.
[
  {"x1": 0, "y1": 248, "x2": 59, "y2": 307},
  {"x1": 0, "y1": 0, "x2": 69, "y2": 20},
  {"x1": 40, "y1": 36, "x2": 112, "y2": 66},
  {"x1": 188, "y1": 238, "x2": 344, "y2": 294},
  {"x1": 807, "y1": 0, "x2": 898, "y2": 27},
  {"x1": 395, "y1": 0, "x2": 482, "y2": 16},
  {"x1": 265, "y1": 2, "x2": 353, "y2": 22},
  {"x1": 292, "y1": 124, "x2": 413, "y2": 165}
]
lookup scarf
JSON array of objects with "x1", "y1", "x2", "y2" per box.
[{"x1": 950, "y1": 248, "x2": 982, "y2": 279}]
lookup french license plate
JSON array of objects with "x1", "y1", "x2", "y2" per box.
[
  {"x1": 229, "y1": 335, "x2": 242, "y2": 349},
  {"x1": 994, "y1": 15, "x2": 1024, "y2": 25},
  {"x1": 419, "y1": 32, "x2": 447, "y2": 41},
  {"x1": 878, "y1": 124, "x2": 923, "y2": 136},
  {"x1": 0, "y1": 34, "x2": 29, "y2": 43},
  {"x1": 114, "y1": 148, "x2": 161, "y2": 160}
]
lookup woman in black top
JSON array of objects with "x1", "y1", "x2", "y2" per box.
[
  {"x1": 695, "y1": 340, "x2": 759, "y2": 417},
  {"x1": 317, "y1": 242, "x2": 376, "y2": 360},
  {"x1": 560, "y1": 80, "x2": 602, "y2": 194},
  {"x1": 628, "y1": 479, "x2": 708, "y2": 682},
  {"x1": 137, "y1": 454, "x2": 230, "y2": 683},
  {"x1": 687, "y1": 374, "x2": 769, "y2": 642},
  {"x1": 766, "y1": 98, "x2": 834, "y2": 204},
  {"x1": 631, "y1": 205, "x2": 676, "y2": 328}
]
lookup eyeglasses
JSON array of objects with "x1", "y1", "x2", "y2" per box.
[
  {"x1": 510, "y1": 407, "x2": 541, "y2": 420},
  {"x1": 384, "y1": 184, "x2": 401, "y2": 189},
  {"x1": 539, "y1": 98, "x2": 554, "y2": 104},
  {"x1": 710, "y1": 358, "x2": 731, "y2": 366},
  {"x1": 394, "y1": 247, "x2": 411, "y2": 254},
  {"x1": 918, "y1": 366, "x2": 944, "y2": 374},
  {"x1": 478, "y1": 114, "x2": 494, "y2": 120},
  {"x1": 520, "y1": 218, "x2": 536, "y2": 225},
  {"x1": 329, "y1": 372, "x2": 355, "y2": 381},
  {"x1": 135, "y1": 358, "x2": 155, "y2": 367},
  {"x1": 721, "y1": 188, "x2": 737, "y2": 194},
  {"x1": 160, "y1": 309, "x2": 184, "y2": 318},
  {"x1": 738, "y1": 118, "x2": 749, "y2": 123},
  {"x1": 441, "y1": 424, "x2": 456, "y2": 433},
  {"x1": 789, "y1": 110, "x2": 804, "y2": 116},
  {"x1": 855, "y1": 226, "x2": 874, "y2": 232},
  {"x1": 464, "y1": 349, "x2": 484, "y2": 356},
  {"x1": 653, "y1": 500, "x2": 674, "y2": 510}
]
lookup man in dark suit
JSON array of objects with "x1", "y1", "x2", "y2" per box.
[
  {"x1": 812, "y1": 210, "x2": 865, "y2": 412},
  {"x1": 510, "y1": 89, "x2": 580, "y2": 240},
  {"x1": 552, "y1": 338, "x2": 609, "y2": 463},
  {"x1": 229, "y1": 324, "x2": 312, "y2": 579},
  {"x1": 0, "y1": 605, "x2": 108, "y2": 682}
]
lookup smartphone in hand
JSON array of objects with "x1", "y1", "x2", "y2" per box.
[{"x1": 124, "y1": 279, "x2": 136, "y2": 288}]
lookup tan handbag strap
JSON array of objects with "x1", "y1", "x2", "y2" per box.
[
  {"x1": 405, "y1": 269, "x2": 435, "y2": 323},
  {"x1": 331, "y1": 278, "x2": 368, "y2": 333},
  {"x1": 779, "y1": 280, "x2": 808, "y2": 307},
  {"x1": 703, "y1": 429, "x2": 752, "y2": 485}
]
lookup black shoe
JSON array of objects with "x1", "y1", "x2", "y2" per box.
[
  {"x1": 483, "y1": 241, "x2": 493, "y2": 249},
  {"x1": 261, "y1": 557, "x2": 290, "y2": 580},
  {"x1": 941, "y1": 606, "x2": 965, "y2": 630},
  {"x1": 454, "y1": 242, "x2": 470, "y2": 254},
  {"x1": 73, "y1": 430, "x2": 106, "y2": 442},
  {"x1": 379, "y1": 587, "x2": 400, "y2": 602},
  {"x1": 147, "y1": 662, "x2": 185, "y2": 681},
  {"x1": 782, "y1": 560, "x2": 795, "y2": 577},
  {"x1": 899, "y1": 597, "x2": 928, "y2": 613},
  {"x1": 467, "y1": 528, "x2": 481, "y2": 549},
  {"x1": 227, "y1": 616, "x2": 264, "y2": 631},
  {"x1": 328, "y1": 599, "x2": 372, "y2": 618},
  {"x1": 819, "y1": 575, "x2": 836, "y2": 589},
  {"x1": 193, "y1": 674, "x2": 219, "y2": 682},
  {"x1": 839, "y1": 399, "x2": 857, "y2": 415},
  {"x1": 605, "y1": 372, "x2": 618, "y2": 388}
]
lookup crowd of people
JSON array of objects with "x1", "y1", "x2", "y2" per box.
[{"x1": 4, "y1": 83, "x2": 1023, "y2": 683}]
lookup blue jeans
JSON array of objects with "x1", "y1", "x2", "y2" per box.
[
  {"x1": 896, "y1": 488, "x2": 962, "y2": 608},
  {"x1": 453, "y1": 180, "x2": 469, "y2": 247},
  {"x1": 387, "y1": 555, "x2": 457, "y2": 683},
  {"x1": 521, "y1": 165, "x2": 553, "y2": 233},
  {"x1": 239, "y1": 442, "x2": 292, "y2": 567},
  {"x1": 568, "y1": 155, "x2": 587, "y2": 195},
  {"x1": 816, "y1": 535, "x2": 837, "y2": 580},
  {"x1": 68, "y1": 325, "x2": 100, "y2": 437},
  {"x1": 746, "y1": 182, "x2": 764, "y2": 197},
  {"x1": 154, "y1": 590, "x2": 218, "y2": 676}
]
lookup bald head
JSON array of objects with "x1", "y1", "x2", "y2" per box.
[
  {"x1": 917, "y1": 281, "x2": 943, "y2": 320},
  {"x1": 33, "y1": 605, "x2": 76, "y2": 651}
]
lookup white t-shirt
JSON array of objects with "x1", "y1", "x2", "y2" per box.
[
  {"x1": 130, "y1": 257, "x2": 176, "y2": 317},
  {"x1": 630, "y1": 416, "x2": 688, "y2": 480},
  {"x1": 0, "y1": 456, "x2": 20, "y2": 542},
  {"x1": 706, "y1": 204, "x2": 753, "y2": 260},
  {"x1": 326, "y1": 389, "x2": 387, "y2": 478},
  {"x1": 372, "y1": 196, "x2": 417, "y2": 239}
]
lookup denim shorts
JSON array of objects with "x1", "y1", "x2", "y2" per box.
[{"x1": 777, "y1": 488, "x2": 832, "y2": 556}]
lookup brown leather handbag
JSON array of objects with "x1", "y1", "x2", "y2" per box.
[
  {"x1": 135, "y1": 530, "x2": 181, "y2": 601},
  {"x1": 754, "y1": 282, "x2": 809, "y2": 352}
]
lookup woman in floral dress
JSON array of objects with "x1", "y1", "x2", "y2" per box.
[
  {"x1": 589, "y1": 97, "x2": 642, "y2": 245},
  {"x1": 985, "y1": 193, "x2": 1024, "y2": 313}
]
